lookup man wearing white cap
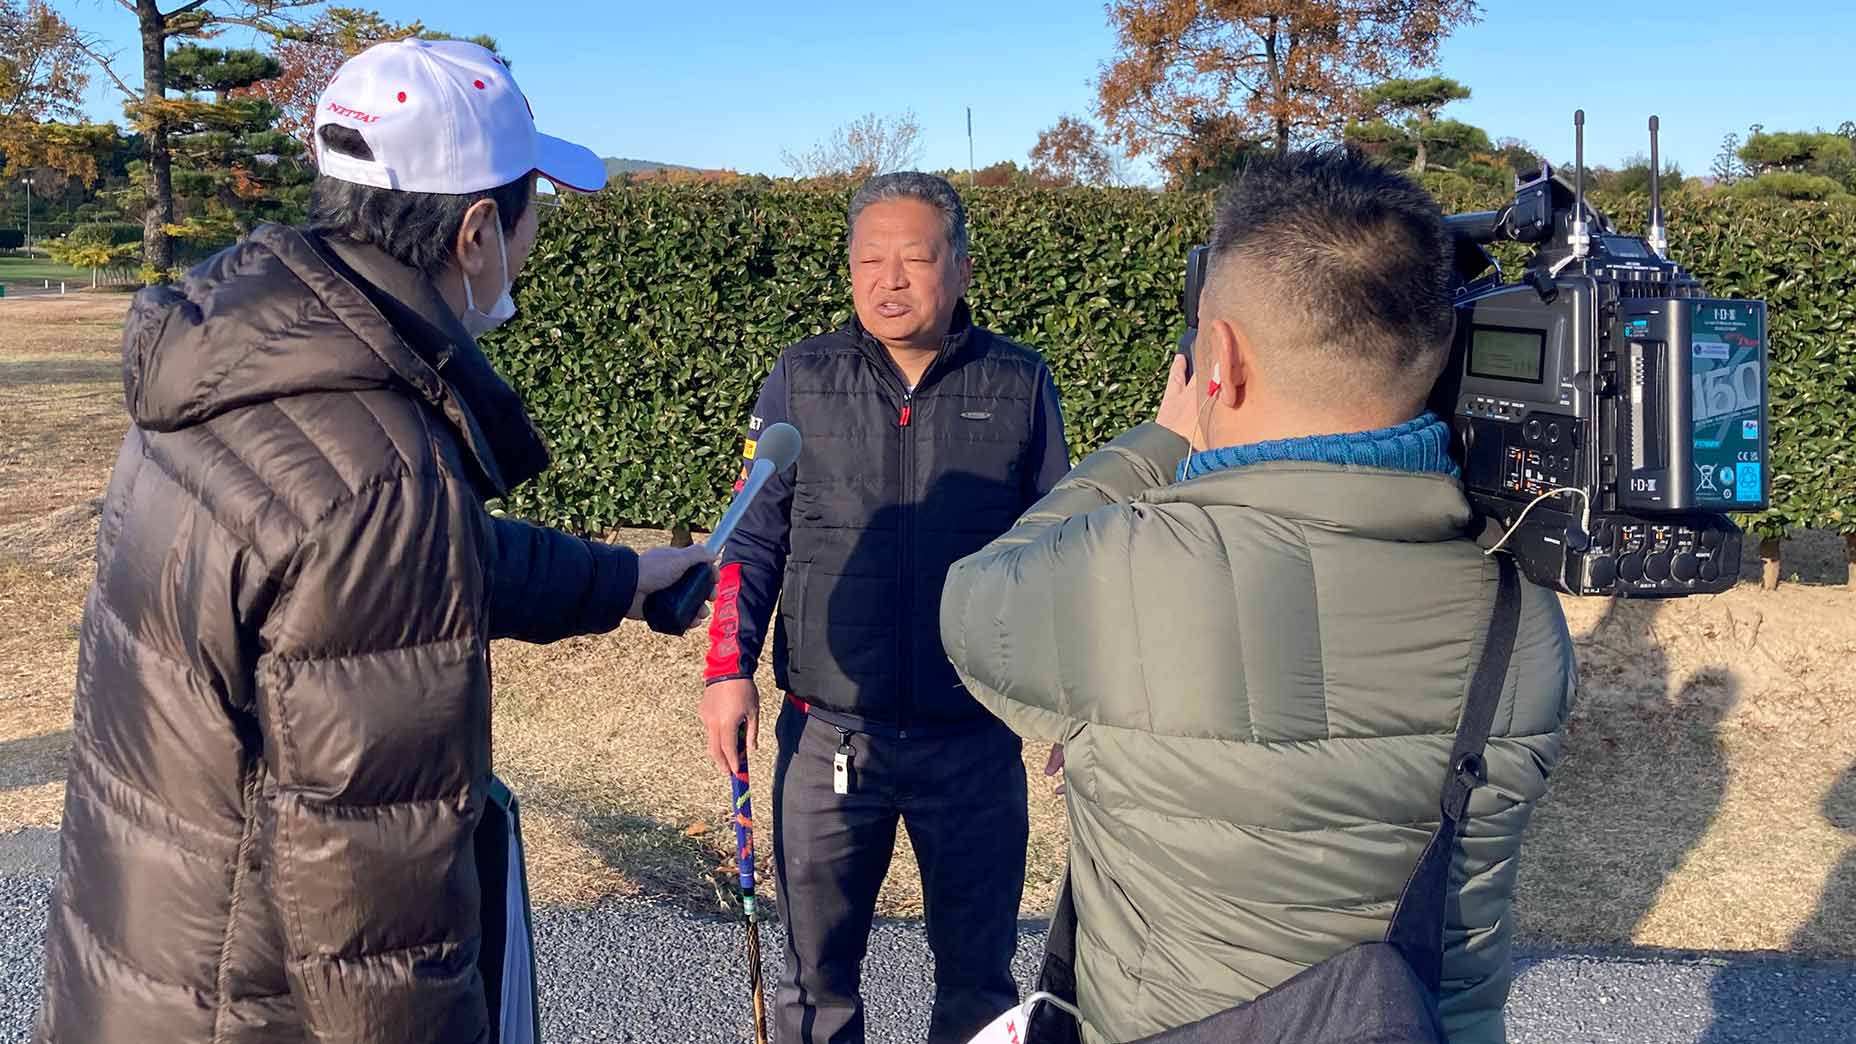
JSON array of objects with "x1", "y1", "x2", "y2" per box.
[{"x1": 32, "y1": 39, "x2": 711, "y2": 1044}]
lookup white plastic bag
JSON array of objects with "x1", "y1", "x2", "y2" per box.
[{"x1": 963, "y1": 992, "x2": 1083, "y2": 1044}]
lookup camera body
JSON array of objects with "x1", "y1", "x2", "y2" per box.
[
  {"x1": 1177, "y1": 113, "x2": 1771, "y2": 598},
  {"x1": 1430, "y1": 167, "x2": 1769, "y2": 596}
]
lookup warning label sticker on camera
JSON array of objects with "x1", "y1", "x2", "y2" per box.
[
  {"x1": 1736, "y1": 461, "x2": 1762, "y2": 502},
  {"x1": 1690, "y1": 302, "x2": 1765, "y2": 507}
]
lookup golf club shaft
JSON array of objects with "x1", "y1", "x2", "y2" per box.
[
  {"x1": 747, "y1": 923, "x2": 767, "y2": 1044},
  {"x1": 731, "y1": 725, "x2": 768, "y2": 1044}
]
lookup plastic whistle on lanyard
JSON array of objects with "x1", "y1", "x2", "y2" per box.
[{"x1": 963, "y1": 993, "x2": 1083, "y2": 1044}]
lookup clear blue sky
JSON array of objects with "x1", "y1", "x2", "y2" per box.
[{"x1": 57, "y1": 0, "x2": 1856, "y2": 185}]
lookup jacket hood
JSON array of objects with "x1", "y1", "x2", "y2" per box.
[
  {"x1": 122, "y1": 223, "x2": 550, "y2": 498},
  {"x1": 124, "y1": 225, "x2": 402, "y2": 433}
]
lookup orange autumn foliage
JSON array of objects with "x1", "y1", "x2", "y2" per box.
[{"x1": 1095, "y1": 0, "x2": 1479, "y2": 178}]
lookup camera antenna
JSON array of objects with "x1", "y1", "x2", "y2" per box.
[
  {"x1": 1570, "y1": 109, "x2": 1591, "y2": 260},
  {"x1": 1647, "y1": 115, "x2": 1668, "y2": 258}
]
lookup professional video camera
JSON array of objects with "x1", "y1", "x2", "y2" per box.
[{"x1": 1177, "y1": 111, "x2": 1771, "y2": 598}]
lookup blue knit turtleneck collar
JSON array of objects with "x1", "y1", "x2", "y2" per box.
[{"x1": 1177, "y1": 411, "x2": 1460, "y2": 482}]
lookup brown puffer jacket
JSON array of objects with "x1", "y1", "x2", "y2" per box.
[{"x1": 35, "y1": 224, "x2": 638, "y2": 1043}]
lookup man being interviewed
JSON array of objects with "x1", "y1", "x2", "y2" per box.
[
  {"x1": 700, "y1": 171, "x2": 1070, "y2": 1044},
  {"x1": 942, "y1": 148, "x2": 1576, "y2": 1044}
]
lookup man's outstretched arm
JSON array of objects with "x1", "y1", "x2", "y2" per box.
[
  {"x1": 942, "y1": 421, "x2": 1189, "y2": 742},
  {"x1": 486, "y1": 519, "x2": 637, "y2": 643},
  {"x1": 487, "y1": 519, "x2": 715, "y2": 644}
]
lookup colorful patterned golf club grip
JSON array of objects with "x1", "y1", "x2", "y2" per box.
[{"x1": 731, "y1": 723, "x2": 756, "y2": 915}]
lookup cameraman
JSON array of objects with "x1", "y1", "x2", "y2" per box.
[{"x1": 941, "y1": 147, "x2": 1576, "y2": 1044}]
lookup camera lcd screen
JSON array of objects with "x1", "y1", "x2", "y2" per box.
[{"x1": 1468, "y1": 326, "x2": 1545, "y2": 383}]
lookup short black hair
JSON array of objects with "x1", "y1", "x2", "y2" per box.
[
  {"x1": 847, "y1": 171, "x2": 969, "y2": 263},
  {"x1": 308, "y1": 124, "x2": 535, "y2": 276},
  {"x1": 1207, "y1": 145, "x2": 1455, "y2": 392}
]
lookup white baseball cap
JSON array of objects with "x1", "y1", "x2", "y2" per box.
[{"x1": 313, "y1": 38, "x2": 607, "y2": 195}]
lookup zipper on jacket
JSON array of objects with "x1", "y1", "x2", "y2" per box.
[
  {"x1": 861, "y1": 332, "x2": 957, "y2": 731},
  {"x1": 897, "y1": 385, "x2": 916, "y2": 722}
]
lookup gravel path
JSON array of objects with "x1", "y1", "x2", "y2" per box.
[{"x1": 4, "y1": 828, "x2": 1853, "y2": 1042}]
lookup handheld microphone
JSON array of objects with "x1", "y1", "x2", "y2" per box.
[{"x1": 643, "y1": 422, "x2": 803, "y2": 635}]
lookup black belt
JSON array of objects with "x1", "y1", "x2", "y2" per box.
[{"x1": 785, "y1": 692, "x2": 998, "y2": 740}]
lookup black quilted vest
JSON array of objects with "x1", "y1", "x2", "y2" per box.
[{"x1": 773, "y1": 304, "x2": 1048, "y2": 732}]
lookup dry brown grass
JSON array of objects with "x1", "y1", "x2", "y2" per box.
[
  {"x1": 485, "y1": 564, "x2": 1071, "y2": 917},
  {"x1": 1523, "y1": 548, "x2": 1856, "y2": 954},
  {"x1": 0, "y1": 295, "x2": 1851, "y2": 956},
  {"x1": 0, "y1": 297, "x2": 125, "y2": 830}
]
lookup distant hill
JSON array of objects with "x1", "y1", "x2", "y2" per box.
[{"x1": 603, "y1": 157, "x2": 700, "y2": 177}]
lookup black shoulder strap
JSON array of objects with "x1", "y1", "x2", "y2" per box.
[
  {"x1": 1027, "y1": 873, "x2": 1083, "y2": 1044},
  {"x1": 1386, "y1": 551, "x2": 1522, "y2": 995}
]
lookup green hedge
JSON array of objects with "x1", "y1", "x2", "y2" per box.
[
  {"x1": 483, "y1": 184, "x2": 1854, "y2": 540},
  {"x1": 482, "y1": 185, "x2": 1207, "y2": 531}
]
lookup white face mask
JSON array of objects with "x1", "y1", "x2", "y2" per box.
[{"x1": 460, "y1": 214, "x2": 516, "y2": 338}]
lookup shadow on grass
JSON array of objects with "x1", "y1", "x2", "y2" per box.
[
  {"x1": 1791, "y1": 764, "x2": 1856, "y2": 953},
  {"x1": 0, "y1": 499, "x2": 102, "y2": 573},
  {"x1": 0, "y1": 358, "x2": 120, "y2": 387},
  {"x1": 512, "y1": 780, "x2": 778, "y2": 923},
  {"x1": 1515, "y1": 597, "x2": 1737, "y2": 948},
  {"x1": 0, "y1": 731, "x2": 71, "y2": 793},
  {"x1": 1695, "y1": 764, "x2": 1856, "y2": 1043}
]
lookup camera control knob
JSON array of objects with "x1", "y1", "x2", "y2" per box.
[
  {"x1": 1700, "y1": 557, "x2": 1720, "y2": 582},
  {"x1": 1546, "y1": 422, "x2": 1563, "y2": 445},
  {"x1": 1588, "y1": 555, "x2": 1618, "y2": 590},
  {"x1": 1618, "y1": 551, "x2": 1645, "y2": 583},
  {"x1": 1590, "y1": 520, "x2": 1614, "y2": 549},
  {"x1": 1672, "y1": 552, "x2": 1700, "y2": 583},
  {"x1": 1524, "y1": 418, "x2": 1542, "y2": 442},
  {"x1": 1645, "y1": 551, "x2": 1672, "y2": 583}
]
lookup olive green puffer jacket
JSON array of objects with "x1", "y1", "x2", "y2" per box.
[{"x1": 941, "y1": 423, "x2": 1576, "y2": 1044}]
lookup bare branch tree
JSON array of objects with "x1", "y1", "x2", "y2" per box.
[
  {"x1": 70, "y1": 35, "x2": 138, "y2": 100},
  {"x1": 781, "y1": 110, "x2": 923, "y2": 180}
]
